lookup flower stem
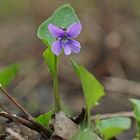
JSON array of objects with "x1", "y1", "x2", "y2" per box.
[
  {"x1": 53, "y1": 55, "x2": 61, "y2": 112},
  {"x1": 136, "y1": 122, "x2": 140, "y2": 139},
  {"x1": 87, "y1": 108, "x2": 91, "y2": 127},
  {"x1": 83, "y1": 107, "x2": 91, "y2": 128}
]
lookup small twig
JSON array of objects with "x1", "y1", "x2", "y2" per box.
[
  {"x1": 0, "y1": 111, "x2": 51, "y2": 137},
  {"x1": 0, "y1": 86, "x2": 32, "y2": 119},
  {"x1": 92, "y1": 111, "x2": 134, "y2": 120}
]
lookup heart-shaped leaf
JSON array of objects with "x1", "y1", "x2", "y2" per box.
[{"x1": 37, "y1": 4, "x2": 80, "y2": 46}]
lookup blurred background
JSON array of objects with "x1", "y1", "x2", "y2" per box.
[{"x1": 0, "y1": 0, "x2": 140, "y2": 132}]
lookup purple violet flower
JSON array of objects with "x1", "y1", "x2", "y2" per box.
[{"x1": 48, "y1": 23, "x2": 82, "y2": 56}]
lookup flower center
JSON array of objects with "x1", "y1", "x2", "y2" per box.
[
  {"x1": 57, "y1": 27, "x2": 70, "y2": 43},
  {"x1": 61, "y1": 30, "x2": 69, "y2": 43}
]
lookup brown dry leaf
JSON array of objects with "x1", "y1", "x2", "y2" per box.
[{"x1": 52, "y1": 112, "x2": 79, "y2": 140}]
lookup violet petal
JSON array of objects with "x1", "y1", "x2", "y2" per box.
[
  {"x1": 51, "y1": 40, "x2": 62, "y2": 56},
  {"x1": 62, "y1": 42, "x2": 72, "y2": 55},
  {"x1": 68, "y1": 40, "x2": 81, "y2": 53},
  {"x1": 67, "y1": 23, "x2": 82, "y2": 38},
  {"x1": 48, "y1": 23, "x2": 64, "y2": 38}
]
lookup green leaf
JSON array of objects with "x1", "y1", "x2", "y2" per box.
[
  {"x1": 43, "y1": 47, "x2": 55, "y2": 77},
  {"x1": 75, "y1": 128, "x2": 102, "y2": 140},
  {"x1": 71, "y1": 61, "x2": 105, "y2": 111},
  {"x1": 96, "y1": 117, "x2": 131, "y2": 140},
  {"x1": 35, "y1": 110, "x2": 53, "y2": 130},
  {"x1": 37, "y1": 4, "x2": 80, "y2": 46},
  {"x1": 71, "y1": 59, "x2": 80, "y2": 77},
  {"x1": 79, "y1": 66, "x2": 105, "y2": 109},
  {"x1": 130, "y1": 98, "x2": 140, "y2": 122},
  {"x1": 0, "y1": 64, "x2": 19, "y2": 87}
]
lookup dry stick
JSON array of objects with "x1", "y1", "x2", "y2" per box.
[
  {"x1": 0, "y1": 86, "x2": 51, "y2": 137},
  {"x1": 92, "y1": 111, "x2": 134, "y2": 120},
  {"x1": 0, "y1": 86, "x2": 32, "y2": 120},
  {"x1": 0, "y1": 111, "x2": 51, "y2": 137}
]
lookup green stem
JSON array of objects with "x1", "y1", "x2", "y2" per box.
[
  {"x1": 136, "y1": 122, "x2": 140, "y2": 140},
  {"x1": 53, "y1": 55, "x2": 61, "y2": 112},
  {"x1": 87, "y1": 108, "x2": 91, "y2": 127},
  {"x1": 84, "y1": 106, "x2": 91, "y2": 128}
]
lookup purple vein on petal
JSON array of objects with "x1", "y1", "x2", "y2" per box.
[
  {"x1": 67, "y1": 23, "x2": 82, "y2": 38},
  {"x1": 51, "y1": 40, "x2": 62, "y2": 56},
  {"x1": 68, "y1": 40, "x2": 81, "y2": 53},
  {"x1": 48, "y1": 23, "x2": 64, "y2": 38},
  {"x1": 62, "y1": 42, "x2": 72, "y2": 55}
]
